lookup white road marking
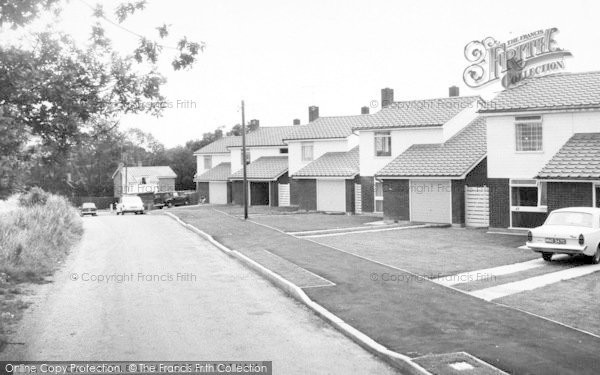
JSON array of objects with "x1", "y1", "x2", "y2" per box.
[
  {"x1": 431, "y1": 259, "x2": 546, "y2": 286},
  {"x1": 469, "y1": 263, "x2": 600, "y2": 301}
]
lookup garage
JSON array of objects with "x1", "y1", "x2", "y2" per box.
[
  {"x1": 410, "y1": 179, "x2": 451, "y2": 223},
  {"x1": 317, "y1": 179, "x2": 346, "y2": 212},
  {"x1": 209, "y1": 181, "x2": 228, "y2": 204}
]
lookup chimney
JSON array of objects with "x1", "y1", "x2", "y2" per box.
[
  {"x1": 449, "y1": 86, "x2": 460, "y2": 97},
  {"x1": 308, "y1": 106, "x2": 319, "y2": 122},
  {"x1": 249, "y1": 119, "x2": 260, "y2": 131},
  {"x1": 381, "y1": 88, "x2": 394, "y2": 108},
  {"x1": 361, "y1": 106, "x2": 370, "y2": 115},
  {"x1": 293, "y1": 119, "x2": 301, "y2": 126}
]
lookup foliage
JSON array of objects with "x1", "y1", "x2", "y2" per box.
[{"x1": 17, "y1": 187, "x2": 49, "y2": 207}]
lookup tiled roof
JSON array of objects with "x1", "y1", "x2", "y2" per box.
[
  {"x1": 353, "y1": 96, "x2": 481, "y2": 130},
  {"x1": 116, "y1": 166, "x2": 176, "y2": 183},
  {"x1": 537, "y1": 133, "x2": 600, "y2": 180},
  {"x1": 194, "y1": 136, "x2": 241, "y2": 154},
  {"x1": 376, "y1": 117, "x2": 486, "y2": 178},
  {"x1": 481, "y1": 71, "x2": 600, "y2": 113},
  {"x1": 195, "y1": 163, "x2": 231, "y2": 182},
  {"x1": 294, "y1": 147, "x2": 359, "y2": 178},
  {"x1": 284, "y1": 116, "x2": 367, "y2": 141},
  {"x1": 229, "y1": 156, "x2": 288, "y2": 180},
  {"x1": 230, "y1": 126, "x2": 295, "y2": 147}
]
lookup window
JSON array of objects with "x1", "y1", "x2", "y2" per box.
[
  {"x1": 515, "y1": 116, "x2": 542, "y2": 151},
  {"x1": 203, "y1": 155, "x2": 212, "y2": 170},
  {"x1": 510, "y1": 180, "x2": 547, "y2": 208},
  {"x1": 374, "y1": 131, "x2": 392, "y2": 156},
  {"x1": 279, "y1": 148, "x2": 288, "y2": 154},
  {"x1": 375, "y1": 180, "x2": 384, "y2": 212},
  {"x1": 141, "y1": 177, "x2": 147, "y2": 185},
  {"x1": 301, "y1": 143, "x2": 314, "y2": 161},
  {"x1": 240, "y1": 151, "x2": 250, "y2": 165}
]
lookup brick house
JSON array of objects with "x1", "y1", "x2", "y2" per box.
[
  {"x1": 112, "y1": 165, "x2": 176, "y2": 197},
  {"x1": 376, "y1": 117, "x2": 487, "y2": 225},
  {"x1": 480, "y1": 71, "x2": 600, "y2": 229},
  {"x1": 193, "y1": 136, "x2": 241, "y2": 204},
  {"x1": 353, "y1": 88, "x2": 482, "y2": 216},
  {"x1": 229, "y1": 156, "x2": 289, "y2": 206}
]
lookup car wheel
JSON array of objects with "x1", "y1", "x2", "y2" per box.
[
  {"x1": 542, "y1": 252, "x2": 553, "y2": 262},
  {"x1": 168, "y1": 202, "x2": 173, "y2": 208},
  {"x1": 590, "y1": 246, "x2": 600, "y2": 265},
  {"x1": 184, "y1": 200, "x2": 189, "y2": 205}
]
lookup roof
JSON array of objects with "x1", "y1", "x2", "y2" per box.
[
  {"x1": 112, "y1": 166, "x2": 177, "y2": 183},
  {"x1": 353, "y1": 96, "x2": 481, "y2": 130},
  {"x1": 195, "y1": 163, "x2": 231, "y2": 182},
  {"x1": 229, "y1": 156, "x2": 288, "y2": 181},
  {"x1": 294, "y1": 147, "x2": 359, "y2": 178},
  {"x1": 376, "y1": 117, "x2": 486, "y2": 178},
  {"x1": 283, "y1": 116, "x2": 367, "y2": 141},
  {"x1": 229, "y1": 126, "x2": 295, "y2": 148},
  {"x1": 537, "y1": 133, "x2": 600, "y2": 180},
  {"x1": 194, "y1": 136, "x2": 241, "y2": 155},
  {"x1": 481, "y1": 71, "x2": 600, "y2": 113}
]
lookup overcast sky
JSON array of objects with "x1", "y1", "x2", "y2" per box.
[{"x1": 51, "y1": 0, "x2": 600, "y2": 147}]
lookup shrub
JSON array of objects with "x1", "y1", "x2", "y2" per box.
[
  {"x1": 0, "y1": 192, "x2": 83, "y2": 280},
  {"x1": 17, "y1": 187, "x2": 50, "y2": 208}
]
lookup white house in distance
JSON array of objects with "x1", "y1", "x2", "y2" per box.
[
  {"x1": 283, "y1": 107, "x2": 364, "y2": 212},
  {"x1": 352, "y1": 87, "x2": 482, "y2": 218},
  {"x1": 480, "y1": 71, "x2": 600, "y2": 230},
  {"x1": 194, "y1": 136, "x2": 241, "y2": 204},
  {"x1": 112, "y1": 165, "x2": 176, "y2": 197}
]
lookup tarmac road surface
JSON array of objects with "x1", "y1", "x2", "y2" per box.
[{"x1": 0, "y1": 213, "x2": 397, "y2": 374}]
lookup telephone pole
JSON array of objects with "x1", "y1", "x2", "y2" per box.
[{"x1": 241, "y1": 100, "x2": 248, "y2": 220}]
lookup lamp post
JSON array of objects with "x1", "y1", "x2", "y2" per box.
[{"x1": 241, "y1": 100, "x2": 248, "y2": 220}]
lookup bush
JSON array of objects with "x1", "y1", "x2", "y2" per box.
[
  {"x1": 0, "y1": 192, "x2": 83, "y2": 280},
  {"x1": 18, "y1": 187, "x2": 50, "y2": 208}
]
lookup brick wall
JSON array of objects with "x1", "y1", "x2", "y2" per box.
[
  {"x1": 290, "y1": 178, "x2": 299, "y2": 205},
  {"x1": 547, "y1": 182, "x2": 593, "y2": 212},
  {"x1": 488, "y1": 178, "x2": 510, "y2": 229},
  {"x1": 296, "y1": 179, "x2": 317, "y2": 211},
  {"x1": 360, "y1": 176, "x2": 374, "y2": 213},
  {"x1": 197, "y1": 182, "x2": 209, "y2": 203},
  {"x1": 451, "y1": 180, "x2": 465, "y2": 225},
  {"x1": 158, "y1": 177, "x2": 175, "y2": 192},
  {"x1": 382, "y1": 179, "x2": 409, "y2": 221},
  {"x1": 345, "y1": 179, "x2": 355, "y2": 213},
  {"x1": 465, "y1": 158, "x2": 487, "y2": 187}
]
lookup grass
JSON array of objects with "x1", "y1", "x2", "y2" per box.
[
  {"x1": 0, "y1": 190, "x2": 83, "y2": 352},
  {"x1": 497, "y1": 271, "x2": 600, "y2": 336},
  {"x1": 313, "y1": 227, "x2": 537, "y2": 277}
]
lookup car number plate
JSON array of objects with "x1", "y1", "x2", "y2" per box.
[{"x1": 545, "y1": 238, "x2": 566, "y2": 245}]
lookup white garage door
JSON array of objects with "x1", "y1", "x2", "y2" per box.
[
  {"x1": 410, "y1": 180, "x2": 451, "y2": 223},
  {"x1": 209, "y1": 182, "x2": 228, "y2": 204},
  {"x1": 317, "y1": 179, "x2": 346, "y2": 212}
]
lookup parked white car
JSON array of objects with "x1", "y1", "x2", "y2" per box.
[
  {"x1": 116, "y1": 195, "x2": 145, "y2": 215},
  {"x1": 527, "y1": 207, "x2": 600, "y2": 264}
]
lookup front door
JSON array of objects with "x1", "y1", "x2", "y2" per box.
[{"x1": 596, "y1": 186, "x2": 600, "y2": 208}]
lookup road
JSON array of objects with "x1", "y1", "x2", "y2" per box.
[{"x1": 0, "y1": 213, "x2": 397, "y2": 374}]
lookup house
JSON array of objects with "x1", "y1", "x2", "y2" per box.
[
  {"x1": 480, "y1": 71, "x2": 600, "y2": 230},
  {"x1": 293, "y1": 146, "x2": 359, "y2": 213},
  {"x1": 112, "y1": 165, "x2": 176, "y2": 197},
  {"x1": 227, "y1": 126, "x2": 295, "y2": 206},
  {"x1": 353, "y1": 88, "x2": 482, "y2": 216},
  {"x1": 376, "y1": 117, "x2": 487, "y2": 226},
  {"x1": 194, "y1": 136, "x2": 241, "y2": 204},
  {"x1": 283, "y1": 108, "x2": 363, "y2": 212}
]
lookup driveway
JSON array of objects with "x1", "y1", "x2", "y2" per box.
[{"x1": 0, "y1": 214, "x2": 397, "y2": 374}]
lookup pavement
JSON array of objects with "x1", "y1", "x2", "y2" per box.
[
  {"x1": 170, "y1": 206, "x2": 600, "y2": 375},
  {"x1": 0, "y1": 213, "x2": 399, "y2": 375}
]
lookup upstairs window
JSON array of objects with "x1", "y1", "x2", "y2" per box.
[
  {"x1": 279, "y1": 148, "x2": 288, "y2": 154},
  {"x1": 301, "y1": 143, "x2": 314, "y2": 161},
  {"x1": 374, "y1": 131, "x2": 392, "y2": 157},
  {"x1": 515, "y1": 116, "x2": 543, "y2": 151},
  {"x1": 203, "y1": 155, "x2": 212, "y2": 170},
  {"x1": 141, "y1": 177, "x2": 147, "y2": 185}
]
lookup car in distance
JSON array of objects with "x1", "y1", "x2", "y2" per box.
[
  {"x1": 526, "y1": 207, "x2": 600, "y2": 264},
  {"x1": 80, "y1": 202, "x2": 98, "y2": 217},
  {"x1": 116, "y1": 195, "x2": 145, "y2": 215},
  {"x1": 164, "y1": 192, "x2": 190, "y2": 208},
  {"x1": 153, "y1": 192, "x2": 170, "y2": 209}
]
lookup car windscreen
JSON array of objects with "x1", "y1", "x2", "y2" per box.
[
  {"x1": 122, "y1": 197, "x2": 142, "y2": 205},
  {"x1": 545, "y1": 212, "x2": 593, "y2": 228},
  {"x1": 82, "y1": 203, "x2": 96, "y2": 208}
]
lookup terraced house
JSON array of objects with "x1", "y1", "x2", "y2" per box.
[
  {"x1": 480, "y1": 71, "x2": 600, "y2": 230},
  {"x1": 352, "y1": 88, "x2": 484, "y2": 224},
  {"x1": 194, "y1": 135, "x2": 241, "y2": 204}
]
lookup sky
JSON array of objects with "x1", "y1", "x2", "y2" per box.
[{"x1": 35, "y1": 0, "x2": 600, "y2": 146}]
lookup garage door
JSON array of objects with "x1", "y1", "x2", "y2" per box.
[
  {"x1": 209, "y1": 182, "x2": 228, "y2": 204},
  {"x1": 317, "y1": 179, "x2": 346, "y2": 212},
  {"x1": 410, "y1": 180, "x2": 451, "y2": 223}
]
